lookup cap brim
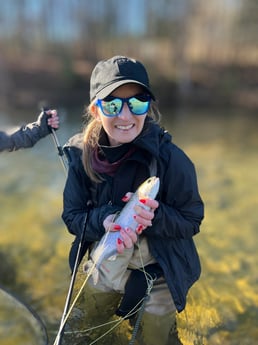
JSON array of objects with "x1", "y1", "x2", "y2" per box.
[{"x1": 95, "y1": 80, "x2": 155, "y2": 100}]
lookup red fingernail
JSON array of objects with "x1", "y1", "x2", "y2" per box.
[
  {"x1": 133, "y1": 215, "x2": 137, "y2": 219},
  {"x1": 114, "y1": 225, "x2": 121, "y2": 230},
  {"x1": 122, "y1": 195, "x2": 128, "y2": 202},
  {"x1": 139, "y1": 199, "x2": 146, "y2": 204},
  {"x1": 137, "y1": 225, "x2": 144, "y2": 232},
  {"x1": 117, "y1": 238, "x2": 123, "y2": 245}
]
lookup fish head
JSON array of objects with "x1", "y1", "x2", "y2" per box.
[{"x1": 137, "y1": 176, "x2": 160, "y2": 200}]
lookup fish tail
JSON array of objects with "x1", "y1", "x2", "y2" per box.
[{"x1": 83, "y1": 259, "x2": 99, "y2": 285}]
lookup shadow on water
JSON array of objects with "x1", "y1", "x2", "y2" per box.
[{"x1": 1, "y1": 107, "x2": 258, "y2": 344}]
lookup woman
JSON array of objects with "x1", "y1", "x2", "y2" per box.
[
  {"x1": 62, "y1": 56, "x2": 204, "y2": 345},
  {"x1": 0, "y1": 109, "x2": 59, "y2": 152}
]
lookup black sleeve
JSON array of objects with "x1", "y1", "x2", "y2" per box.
[
  {"x1": 62, "y1": 157, "x2": 121, "y2": 242},
  {"x1": 146, "y1": 145, "x2": 204, "y2": 239},
  {"x1": 0, "y1": 112, "x2": 50, "y2": 152}
]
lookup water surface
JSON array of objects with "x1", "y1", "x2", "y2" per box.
[{"x1": 0, "y1": 108, "x2": 257, "y2": 344}]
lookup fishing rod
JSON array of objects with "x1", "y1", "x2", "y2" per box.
[
  {"x1": 41, "y1": 107, "x2": 68, "y2": 174},
  {"x1": 46, "y1": 110, "x2": 92, "y2": 345},
  {"x1": 48, "y1": 112, "x2": 153, "y2": 344},
  {"x1": 50, "y1": 127, "x2": 68, "y2": 175},
  {"x1": 53, "y1": 207, "x2": 91, "y2": 345}
]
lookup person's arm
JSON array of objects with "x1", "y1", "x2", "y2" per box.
[
  {"x1": 0, "y1": 109, "x2": 59, "y2": 152},
  {"x1": 62, "y1": 157, "x2": 121, "y2": 242}
]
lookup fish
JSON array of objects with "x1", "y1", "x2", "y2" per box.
[{"x1": 86, "y1": 176, "x2": 160, "y2": 281}]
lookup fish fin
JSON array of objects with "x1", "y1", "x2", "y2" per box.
[
  {"x1": 83, "y1": 259, "x2": 99, "y2": 285},
  {"x1": 83, "y1": 259, "x2": 93, "y2": 273},
  {"x1": 91, "y1": 268, "x2": 99, "y2": 285}
]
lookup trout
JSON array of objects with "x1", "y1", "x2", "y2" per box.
[{"x1": 89, "y1": 176, "x2": 160, "y2": 273}]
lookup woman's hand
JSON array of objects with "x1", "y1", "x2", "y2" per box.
[
  {"x1": 46, "y1": 109, "x2": 59, "y2": 129},
  {"x1": 122, "y1": 193, "x2": 159, "y2": 235},
  {"x1": 133, "y1": 197, "x2": 159, "y2": 234},
  {"x1": 102, "y1": 195, "x2": 159, "y2": 254},
  {"x1": 103, "y1": 214, "x2": 137, "y2": 254}
]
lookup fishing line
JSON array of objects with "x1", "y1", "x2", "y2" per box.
[
  {"x1": 53, "y1": 231, "x2": 119, "y2": 343},
  {"x1": 87, "y1": 240, "x2": 155, "y2": 345},
  {"x1": 63, "y1": 295, "x2": 148, "y2": 344},
  {"x1": 127, "y1": 239, "x2": 156, "y2": 345},
  {"x1": 52, "y1": 222, "x2": 155, "y2": 344},
  {"x1": 137, "y1": 238, "x2": 151, "y2": 283},
  {"x1": 59, "y1": 240, "x2": 155, "y2": 344},
  {"x1": 87, "y1": 295, "x2": 151, "y2": 345},
  {"x1": 64, "y1": 293, "x2": 146, "y2": 336},
  {"x1": 48, "y1": 122, "x2": 93, "y2": 345},
  {"x1": 88, "y1": 318, "x2": 125, "y2": 345},
  {"x1": 54, "y1": 223, "x2": 132, "y2": 342},
  {"x1": 53, "y1": 263, "x2": 96, "y2": 345},
  {"x1": 64, "y1": 317, "x2": 123, "y2": 335},
  {"x1": 89, "y1": 242, "x2": 156, "y2": 345},
  {"x1": 49, "y1": 126, "x2": 156, "y2": 344}
]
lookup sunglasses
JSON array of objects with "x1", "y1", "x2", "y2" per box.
[{"x1": 96, "y1": 94, "x2": 151, "y2": 117}]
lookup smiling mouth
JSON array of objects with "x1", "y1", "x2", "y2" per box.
[{"x1": 116, "y1": 124, "x2": 134, "y2": 130}]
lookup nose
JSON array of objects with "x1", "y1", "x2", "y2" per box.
[{"x1": 118, "y1": 101, "x2": 133, "y2": 120}]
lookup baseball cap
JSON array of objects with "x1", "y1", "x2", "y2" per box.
[{"x1": 90, "y1": 56, "x2": 155, "y2": 101}]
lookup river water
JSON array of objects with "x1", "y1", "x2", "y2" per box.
[{"x1": 0, "y1": 107, "x2": 258, "y2": 344}]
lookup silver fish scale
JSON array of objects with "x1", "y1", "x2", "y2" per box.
[{"x1": 91, "y1": 176, "x2": 160, "y2": 268}]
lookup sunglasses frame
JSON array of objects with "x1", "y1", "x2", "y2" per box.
[{"x1": 96, "y1": 94, "x2": 151, "y2": 117}]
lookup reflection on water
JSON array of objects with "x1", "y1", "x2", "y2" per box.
[{"x1": 0, "y1": 108, "x2": 258, "y2": 344}]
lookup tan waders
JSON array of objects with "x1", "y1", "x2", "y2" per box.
[
  {"x1": 63, "y1": 281, "x2": 183, "y2": 345},
  {"x1": 62, "y1": 247, "x2": 183, "y2": 345},
  {"x1": 134, "y1": 311, "x2": 183, "y2": 345}
]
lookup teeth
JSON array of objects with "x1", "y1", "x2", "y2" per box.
[{"x1": 116, "y1": 124, "x2": 133, "y2": 130}]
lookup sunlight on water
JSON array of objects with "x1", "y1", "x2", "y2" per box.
[{"x1": 0, "y1": 109, "x2": 258, "y2": 344}]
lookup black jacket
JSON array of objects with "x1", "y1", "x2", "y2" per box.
[
  {"x1": 62, "y1": 118, "x2": 204, "y2": 312},
  {"x1": 0, "y1": 112, "x2": 52, "y2": 152}
]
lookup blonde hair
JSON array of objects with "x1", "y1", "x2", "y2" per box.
[{"x1": 82, "y1": 99, "x2": 161, "y2": 183}]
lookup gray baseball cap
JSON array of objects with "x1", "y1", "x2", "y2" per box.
[{"x1": 90, "y1": 55, "x2": 155, "y2": 100}]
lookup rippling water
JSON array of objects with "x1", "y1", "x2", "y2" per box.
[{"x1": 0, "y1": 108, "x2": 258, "y2": 344}]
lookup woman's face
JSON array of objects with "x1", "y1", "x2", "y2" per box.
[{"x1": 94, "y1": 83, "x2": 147, "y2": 146}]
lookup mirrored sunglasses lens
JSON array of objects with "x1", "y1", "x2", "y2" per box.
[
  {"x1": 129, "y1": 98, "x2": 150, "y2": 115},
  {"x1": 101, "y1": 99, "x2": 122, "y2": 116}
]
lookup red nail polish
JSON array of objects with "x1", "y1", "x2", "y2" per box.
[
  {"x1": 114, "y1": 225, "x2": 121, "y2": 230},
  {"x1": 138, "y1": 225, "x2": 144, "y2": 231},
  {"x1": 136, "y1": 225, "x2": 143, "y2": 234},
  {"x1": 133, "y1": 215, "x2": 137, "y2": 219},
  {"x1": 139, "y1": 199, "x2": 146, "y2": 204},
  {"x1": 122, "y1": 196, "x2": 128, "y2": 202},
  {"x1": 117, "y1": 238, "x2": 123, "y2": 245}
]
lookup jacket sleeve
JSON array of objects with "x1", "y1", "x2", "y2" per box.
[
  {"x1": 146, "y1": 145, "x2": 204, "y2": 239},
  {"x1": 0, "y1": 112, "x2": 51, "y2": 152},
  {"x1": 62, "y1": 156, "x2": 121, "y2": 242}
]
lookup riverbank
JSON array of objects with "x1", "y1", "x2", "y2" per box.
[{"x1": 1, "y1": 54, "x2": 258, "y2": 113}]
